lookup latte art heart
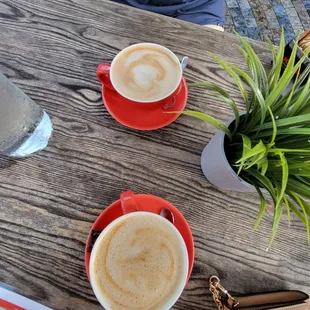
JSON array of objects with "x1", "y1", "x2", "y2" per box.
[
  {"x1": 126, "y1": 54, "x2": 167, "y2": 92},
  {"x1": 111, "y1": 44, "x2": 181, "y2": 102}
]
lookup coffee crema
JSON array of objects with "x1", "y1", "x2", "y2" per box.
[
  {"x1": 111, "y1": 44, "x2": 181, "y2": 102},
  {"x1": 92, "y1": 213, "x2": 187, "y2": 310}
]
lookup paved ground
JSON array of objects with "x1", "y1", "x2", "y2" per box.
[{"x1": 225, "y1": 0, "x2": 310, "y2": 43}]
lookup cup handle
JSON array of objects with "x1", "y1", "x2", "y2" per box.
[
  {"x1": 96, "y1": 64, "x2": 115, "y2": 90},
  {"x1": 162, "y1": 82, "x2": 183, "y2": 110},
  {"x1": 120, "y1": 191, "x2": 138, "y2": 214}
]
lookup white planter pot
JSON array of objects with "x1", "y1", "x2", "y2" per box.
[{"x1": 200, "y1": 116, "x2": 255, "y2": 192}]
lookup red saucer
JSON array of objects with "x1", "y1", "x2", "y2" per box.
[
  {"x1": 102, "y1": 78, "x2": 188, "y2": 130},
  {"x1": 85, "y1": 194, "x2": 194, "y2": 282}
]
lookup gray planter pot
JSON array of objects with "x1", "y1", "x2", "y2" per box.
[{"x1": 200, "y1": 116, "x2": 255, "y2": 192}]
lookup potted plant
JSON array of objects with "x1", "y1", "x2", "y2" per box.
[{"x1": 178, "y1": 31, "x2": 310, "y2": 247}]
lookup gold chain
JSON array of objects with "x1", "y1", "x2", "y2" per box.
[{"x1": 209, "y1": 276, "x2": 240, "y2": 310}]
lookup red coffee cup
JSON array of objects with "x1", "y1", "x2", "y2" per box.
[
  {"x1": 88, "y1": 191, "x2": 193, "y2": 309},
  {"x1": 85, "y1": 191, "x2": 194, "y2": 283},
  {"x1": 96, "y1": 43, "x2": 183, "y2": 106}
]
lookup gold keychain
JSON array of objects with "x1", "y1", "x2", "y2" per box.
[{"x1": 209, "y1": 276, "x2": 240, "y2": 310}]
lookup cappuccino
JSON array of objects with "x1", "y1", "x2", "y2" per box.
[
  {"x1": 110, "y1": 44, "x2": 182, "y2": 102},
  {"x1": 90, "y1": 212, "x2": 188, "y2": 310}
]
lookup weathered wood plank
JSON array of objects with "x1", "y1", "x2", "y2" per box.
[{"x1": 0, "y1": 0, "x2": 309, "y2": 309}]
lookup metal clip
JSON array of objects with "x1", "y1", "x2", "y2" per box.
[{"x1": 209, "y1": 276, "x2": 240, "y2": 309}]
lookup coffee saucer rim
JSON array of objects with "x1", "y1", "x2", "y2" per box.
[
  {"x1": 84, "y1": 193, "x2": 195, "y2": 283},
  {"x1": 101, "y1": 77, "x2": 188, "y2": 130}
]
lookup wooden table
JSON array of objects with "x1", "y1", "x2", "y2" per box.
[{"x1": 0, "y1": 0, "x2": 309, "y2": 309}]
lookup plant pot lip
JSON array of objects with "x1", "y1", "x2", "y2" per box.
[{"x1": 220, "y1": 113, "x2": 255, "y2": 191}]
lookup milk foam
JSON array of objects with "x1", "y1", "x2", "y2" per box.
[
  {"x1": 111, "y1": 44, "x2": 181, "y2": 102},
  {"x1": 92, "y1": 213, "x2": 187, "y2": 310}
]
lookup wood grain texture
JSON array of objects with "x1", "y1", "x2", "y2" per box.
[{"x1": 0, "y1": 0, "x2": 309, "y2": 309}]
